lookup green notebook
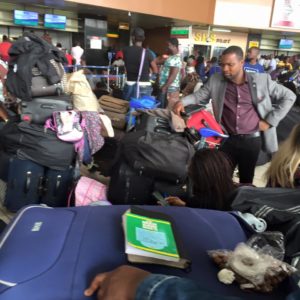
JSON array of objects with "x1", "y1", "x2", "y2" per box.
[{"x1": 123, "y1": 207, "x2": 190, "y2": 269}]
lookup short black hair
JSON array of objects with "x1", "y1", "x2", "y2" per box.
[
  {"x1": 210, "y1": 56, "x2": 218, "y2": 64},
  {"x1": 56, "y1": 42, "x2": 62, "y2": 48},
  {"x1": 132, "y1": 27, "x2": 145, "y2": 42},
  {"x1": 168, "y1": 38, "x2": 179, "y2": 48},
  {"x1": 222, "y1": 46, "x2": 244, "y2": 60}
]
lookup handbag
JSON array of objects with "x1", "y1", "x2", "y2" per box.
[{"x1": 74, "y1": 176, "x2": 110, "y2": 206}]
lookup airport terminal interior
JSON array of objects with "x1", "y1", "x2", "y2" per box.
[{"x1": 0, "y1": 0, "x2": 300, "y2": 299}]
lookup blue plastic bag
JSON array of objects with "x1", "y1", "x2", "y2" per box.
[{"x1": 130, "y1": 96, "x2": 159, "y2": 110}]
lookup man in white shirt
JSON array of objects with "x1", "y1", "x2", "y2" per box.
[
  {"x1": 268, "y1": 54, "x2": 277, "y2": 73},
  {"x1": 71, "y1": 42, "x2": 84, "y2": 65}
]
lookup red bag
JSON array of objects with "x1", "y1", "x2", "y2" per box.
[{"x1": 186, "y1": 110, "x2": 224, "y2": 148}]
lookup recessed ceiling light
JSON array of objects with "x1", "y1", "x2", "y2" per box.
[{"x1": 212, "y1": 28, "x2": 231, "y2": 33}]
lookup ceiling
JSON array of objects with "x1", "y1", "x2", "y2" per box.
[{"x1": 5, "y1": 0, "x2": 300, "y2": 38}]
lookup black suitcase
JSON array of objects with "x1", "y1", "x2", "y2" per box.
[
  {"x1": 1, "y1": 121, "x2": 75, "y2": 171},
  {"x1": 20, "y1": 95, "x2": 73, "y2": 125},
  {"x1": 0, "y1": 152, "x2": 44, "y2": 212},
  {"x1": 135, "y1": 114, "x2": 172, "y2": 134},
  {"x1": 107, "y1": 161, "x2": 155, "y2": 205},
  {"x1": 41, "y1": 166, "x2": 75, "y2": 207}
]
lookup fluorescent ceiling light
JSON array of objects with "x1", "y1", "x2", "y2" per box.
[{"x1": 212, "y1": 28, "x2": 231, "y2": 32}]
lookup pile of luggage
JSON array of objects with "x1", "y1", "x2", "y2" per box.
[
  {"x1": 0, "y1": 32, "x2": 75, "y2": 212},
  {"x1": 107, "y1": 108, "x2": 226, "y2": 205}
]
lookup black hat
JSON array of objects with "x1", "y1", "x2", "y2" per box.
[{"x1": 132, "y1": 27, "x2": 145, "y2": 39}]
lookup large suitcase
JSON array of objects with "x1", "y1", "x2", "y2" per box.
[
  {"x1": 104, "y1": 110, "x2": 126, "y2": 130},
  {"x1": 99, "y1": 95, "x2": 129, "y2": 114},
  {"x1": 107, "y1": 161, "x2": 154, "y2": 205},
  {"x1": 20, "y1": 95, "x2": 73, "y2": 125},
  {"x1": 1, "y1": 121, "x2": 75, "y2": 171},
  {"x1": 0, "y1": 152, "x2": 44, "y2": 212},
  {"x1": 0, "y1": 205, "x2": 293, "y2": 300},
  {"x1": 41, "y1": 166, "x2": 75, "y2": 207},
  {"x1": 186, "y1": 109, "x2": 225, "y2": 148}
]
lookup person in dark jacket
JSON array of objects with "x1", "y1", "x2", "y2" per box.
[
  {"x1": 166, "y1": 148, "x2": 236, "y2": 210},
  {"x1": 84, "y1": 265, "x2": 300, "y2": 300}
]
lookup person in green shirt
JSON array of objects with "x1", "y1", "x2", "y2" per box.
[{"x1": 159, "y1": 38, "x2": 182, "y2": 109}]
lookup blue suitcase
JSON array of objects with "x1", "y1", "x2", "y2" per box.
[
  {"x1": 0, "y1": 153, "x2": 44, "y2": 212},
  {"x1": 0, "y1": 205, "x2": 296, "y2": 300},
  {"x1": 41, "y1": 166, "x2": 75, "y2": 207}
]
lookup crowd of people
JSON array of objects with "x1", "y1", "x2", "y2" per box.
[{"x1": 0, "y1": 29, "x2": 300, "y2": 300}]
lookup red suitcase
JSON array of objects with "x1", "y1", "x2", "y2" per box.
[{"x1": 186, "y1": 110, "x2": 225, "y2": 148}]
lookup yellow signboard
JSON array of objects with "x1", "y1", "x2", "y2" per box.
[{"x1": 248, "y1": 41, "x2": 259, "y2": 48}]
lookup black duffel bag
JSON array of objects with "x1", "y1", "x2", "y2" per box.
[
  {"x1": 122, "y1": 130, "x2": 195, "y2": 184},
  {"x1": 0, "y1": 121, "x2": 75, "y2": 170}
]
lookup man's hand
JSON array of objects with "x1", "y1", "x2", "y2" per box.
[
  {"x1": 84, "y1": 266, "x2": 150, "y2": 300},
  {"x1": 165, "y1": 197, "x2": 186, "y2": 207},
  {"x1": 173, "y1": 101, "x2": 185, "y2": 116},
  {"x1": 259, "y1": 120, "x2": 271, "y2": 132}
]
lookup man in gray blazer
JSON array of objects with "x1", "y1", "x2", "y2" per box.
[{"x1": 174, "y1": 46, "x2": 296, "y2": 184}]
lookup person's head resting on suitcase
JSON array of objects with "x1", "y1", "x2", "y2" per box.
[
  {"x1": 266, "y1": 123, "x2": 300, "y2": 188},
  {"x1": 188, "y1": 148, "x2": 235, "y2": 210},
  {"x1": 131, "y1": 27, "x2": 145, "y2": 44}
]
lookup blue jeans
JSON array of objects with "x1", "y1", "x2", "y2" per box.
[
  {"x1": 123, "y1": 83, "x2": 153, "y2": 101},
  {"x1": 136, "y1": 275, "x2": 242, "y2": 300}
]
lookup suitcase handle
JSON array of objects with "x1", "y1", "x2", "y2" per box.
[
  {"x1": 41, "y1": 104, "x2": 58, "y2": 110},
  {"x1": 24, "y1": 171, "x2": 31, "y2": 194},
  {"x1": 37, "y1": 176, "x2": 44, "y2": 197},
  {"x1": 43, "y1": 177, "x2": 48, "y2": 195},
  {"x1": 54, "y1": 175, "x2": 62, "y2": 196}
]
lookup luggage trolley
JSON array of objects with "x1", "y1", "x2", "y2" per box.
[{"x1": 77, "y1": 65, "x2": 126, "y2": 92}]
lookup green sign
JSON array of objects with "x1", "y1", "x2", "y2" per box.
[{"x1": 171, "y1": 27, "x2": 189, "y2": 38}]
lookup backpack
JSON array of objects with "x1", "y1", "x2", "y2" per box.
[{"x1": 45, "y1": 110, "x2": 83, "y2": 143}]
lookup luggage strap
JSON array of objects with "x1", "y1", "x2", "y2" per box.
[{"x1": 136, "y1": 48, "x2": 146, "y2": 99}]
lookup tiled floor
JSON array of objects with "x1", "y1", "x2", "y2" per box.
[{"x1": 0, "y1": 162, "x2": 270, "y2": 226}]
